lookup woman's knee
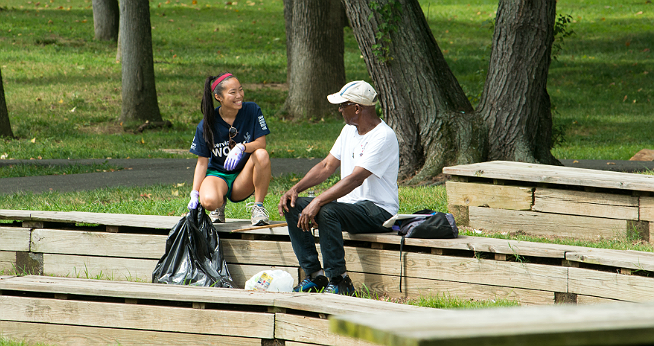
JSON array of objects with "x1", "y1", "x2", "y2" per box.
[
  {"x1": 252, "y1": 148, "x2": 270, "y2": 166},
  {"x1": 200, "y1": 192, "x2": 225, "y2": 210}
]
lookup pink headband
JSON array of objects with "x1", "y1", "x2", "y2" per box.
[{"x1": 211, "y1": 73, "x2": 233, "y2": 92}]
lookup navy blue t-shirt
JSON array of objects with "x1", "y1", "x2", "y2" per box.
[{"x1": 190, "y1": 102, "x2": 270, "y2": 173}]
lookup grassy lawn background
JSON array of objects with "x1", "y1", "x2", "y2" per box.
[{"x1": 0, "y1": 0, "x2": 651, "y2": 160}]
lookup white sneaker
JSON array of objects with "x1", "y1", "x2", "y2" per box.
[
  {"x1": 246, "y1": 202, "x2": 269, "y2": 226},
  {"x1": 210, "y1": 204, "x2": 225, "y2": 223}
]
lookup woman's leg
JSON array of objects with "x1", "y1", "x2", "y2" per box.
[
  {"x1": 199, "y1": 176, "x2": 229, "y2": 211},
  {"x1": 230, "y1": 148, "x2": 271, "y2": 202}
]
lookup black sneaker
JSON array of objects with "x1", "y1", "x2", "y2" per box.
[
  {"x1": 324, "y1": 274, "x2": 355, "y2": 295},
  {"x1": 293, "y1": 275, "x2": 328, "y2": 292}
]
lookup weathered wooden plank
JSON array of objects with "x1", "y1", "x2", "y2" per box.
[
  {"x1": 0, "y1": 209, "x2": 32, "y2": 220},
  {"x1": 446, "y1": 181, "x2": 533, "y2": 210},
  {"x1": 576, "y1": 295, "x2": 622, "y2": 305},
  {"x1": 0, "y1": 320, "x2": 261, "y2": 346},
  {"x1": 43, "y1": 254, "x2": 158, "y2": 281},
  {"x1": 276, "y1": 313, "x2": 379, "y2": 346},
  {"x1": 41, "y1": 253, "x2": 294, "y2": 288},
  {"x1": 346, "y1": 272, "x2": 554, "y2": 306},
  {"x1": 274, "y1": 288, "x2": 431, "y2": 315},
  {"x1": 403, "y1": 252, "x2": 568, "y2": 292},
  {"x1": 533, "y1": 187, "x2": 639, "y2": 220},
  {"x1": 0, "y1": 209, "x2": 183, "y2": 229},
  {"x1": 0, "y1": 251, "x2": 16, "y2": 272},
  {"x1": 0, "y1": 227, "x2": 31, "y2": 252},
  {"x1": 330, "y1": 301, "x2": 654, "y2": 346},
  {"x1": 443, "y1": 161, "x2": 654, "y2": 192},
  {"x1": 568, "y1": 267, "x2": 654, "y2": 302},
  {"x1": 565, "y1": 248, "x2": 654, "y2": 272},
  {"x1": 0, "y1": 295, "x2": 274, "y2": 338},
  {"x1": 469, "y1": 206, "x2": 628, "y2": 240},
  {"x1": 642, "y1": 197, "x2": 654, "y2": 221},
  {"x1": 223, "y1": 239, "x2": 299, "y2": 266},
  {"x1": 31, "y1": 229, "x2": 166, "y2": 259},
  {"x1": 0, "y1": 275, "x2": 278, "y2": 307}
]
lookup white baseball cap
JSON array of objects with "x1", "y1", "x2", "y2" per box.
[{"x1": 327, "y1": 81, "x2": 377, "y2": 106}]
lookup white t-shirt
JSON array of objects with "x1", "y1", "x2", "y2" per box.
[{"x1": 330, "y1": 120, "x2": 399, "y2": 215}]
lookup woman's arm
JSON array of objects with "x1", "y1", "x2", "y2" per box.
[
  {"x1": 192, "y1": 156, "x2": 209, "y2": 191},
  {"x1": 241, "y1": 135, "x2": 266, "y2": 153}
]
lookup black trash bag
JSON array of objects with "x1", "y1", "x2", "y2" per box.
[{"x1": 152, "y1": 205, "x2": 236, "y2": 288}]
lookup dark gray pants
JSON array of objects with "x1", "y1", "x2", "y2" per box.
[{"x1": 283, "y1": 197, "x2": 392, "y2": 279}]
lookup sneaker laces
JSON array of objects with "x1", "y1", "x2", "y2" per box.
[{"x1": 246, "y1": 202, "x2": 269, "y2": 218}]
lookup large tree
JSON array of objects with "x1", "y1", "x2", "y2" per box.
[
  {"x1": 0, "y1": 68, "x2": 14, "y2": 138},
  {"x1": 92, "y1": 0, "x2": 119, "y2": 41},
  {"x1": 343, "y1": 0, "x2": 558, "y2": 183},
  {"x1": 119, "y1": 0, "x2": 162, "y2": 124},
  {"x1": 282, "y1": 0, "x2": 346, "y2": 120},
  {"x1": 478, "y1": 0, "x2": 558, "y2": 164}
]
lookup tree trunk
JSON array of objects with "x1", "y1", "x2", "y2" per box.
[
  {"x1": 92, "y1": 0, "x2": 119, "y2": 41},
  {"x1": 282, "y1": 0, "x2": 346, "y2": 120},
  {"x1": 478, "y1": 0, "x2": 560, "y2": 165},
  {"x1": 343, "y1": 0, "x2": 486, "y2": 183},
  {"x1": 0, "y1": 68, "x2": 14, "y2": 138},
  {"x1": 119, "y1": 0, "x2": 162, "y2": 124}
]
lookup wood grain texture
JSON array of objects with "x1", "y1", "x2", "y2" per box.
[
  {"x1": 469, "y1": 206, "x2": 627, "y2": 240},
  {"x1": 346, "y1": 272, "x2": 554, "y2": 306},
  {"x1": 0, "y1": 320, "x2": 261, "y2": 346},
  {"x1": 443, "y1": 161, "x2": 654, "y2": 192},
  {"x1": 330, "y1": 301, "x2": 654, "y2": 346},
  {"x1": 0, "y1": 251, "x2": 16, "y2": 272},
  {"x1": 43, "y1": 253, "x2": 158, "y2": 281},
  {"x1": 642, "y1": 197, "x2": 654, "y2": 221},
  {"x1": 0, "y1": 295, "x2": 274, "y2": 338},
  {"x1": 533, "y1": 187, "x2": 639, "y2": 220},
  {"x1": 446, "y1": 181, "x2": 533, "y2": 210},
  {"x1": 275, "y1": 313, "x2": 379, "y2": 346},
  {"x1": 565, "y1": 248, "x2": 654, "y2": 272},
  {"x1": 402, "y1": 252, "x2": 568, "y2": 292},
  {"x1": 31, "y1": 229, "x2": 166, "y2": 259},
  {"x1": 576, "y1": 295, "x2": 622, "y2": 305},
  {"x1": 223, "y1": 239, "x2": 299, "y2": 266},
  {"x1": 568, "y1": 266, "x2": 654, "y2": 302},
  {"x1": 0, "y1": 227, "x2": 31, "y2": 252}
]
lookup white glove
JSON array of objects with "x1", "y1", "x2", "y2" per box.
[
  {"x1": 224, "y1": 143, "x2": 245, "y2": 171},
  {"x1": 187, "y1": 190, "x2": 199, "y2": 210}
]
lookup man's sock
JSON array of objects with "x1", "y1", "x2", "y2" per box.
[
  {"x1": 310, "y1": 269, "x2": 325, "y2": 278},
  {"x1": 254, "y1": 202, "x2": 264, "y2": 207}
]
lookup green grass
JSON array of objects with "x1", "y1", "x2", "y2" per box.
[
  {"x1": 0, "y1": 337, "x2": 52, "y2": 346},
  {"x1": 0, "y1": 161, "x2": 120, "y2": 177},
  {"x1": 0, "y1": 0, "x2": 652, "y2": 160}
]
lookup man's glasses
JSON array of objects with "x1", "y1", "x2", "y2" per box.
[
  {"x1": 228, "y1": 126, "x2": 238, "y2": 149},
  {"x1": 338, "y1": 102, "x2": 356, "y2": 110}
]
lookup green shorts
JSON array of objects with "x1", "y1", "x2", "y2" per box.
[{"x1": 206, "y1": 168, "x2": 241, "y2": 202}]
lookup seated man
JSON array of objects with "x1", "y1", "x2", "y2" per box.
[{"x1": 277, "y1": 81, "x2": 399, "y2": 295}]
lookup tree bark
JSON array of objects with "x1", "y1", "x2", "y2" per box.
[
  {"x1": 0, "y1": 68, "x2": 14, "y2": 138},
  {"x1": 282, "y1": 0, "x2": 346, "y2": 120},
  {"x1": 478, "y1": 0, "x2": 560, "y2": 165},
  {"x1": 119, "y1": 0, "x2": 162, "y2": 124},
  {"x1": 92, "y1": 0, "x2": 119, "y2": 41},
  {"x1": 343, "y1": 0, "x2": 486, "y2": 183}
]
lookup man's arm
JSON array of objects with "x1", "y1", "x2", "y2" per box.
[
  {"x1": 278, "y1": 154, "x2": 340, "y2": 215},
  {"x1": 294, "y1": 166, "x2": 372, "y2": 231}
]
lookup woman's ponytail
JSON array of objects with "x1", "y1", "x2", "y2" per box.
[{"x1": 201, "y1": 76, "x2": 216, "y2": 147}]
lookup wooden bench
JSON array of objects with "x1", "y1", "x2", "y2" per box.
[
  {"x1": 0, "y1": 275, "x2": 426, "y2": 346},
  {"x1": 330, "y1": 301, "x2": 654, "y2": 346},
  {"x1": 444, "y1": 161, "x2": 654, "y2": 241},
  {"x1": 3, "y1": 209, "x2": 654, "y2": 306}
]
